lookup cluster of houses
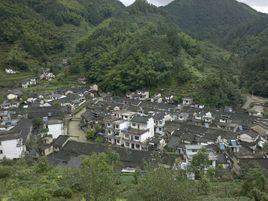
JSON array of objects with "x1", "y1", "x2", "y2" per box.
[
  {"x1": 0, "y1": 86, "x2": 97, "y2": 160},
  {"x1": 78, "y1": 91, "x2": 268, "y2": 173},
  {"x1": 1, "y1": 87, "x2": 268, "y2": 174},
  {"x1": 21, "y1": 69, "x2": 56, "y2": 89}
]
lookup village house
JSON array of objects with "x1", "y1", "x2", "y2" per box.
[
  {"x1": 5, "y1": 68, "x2": 17, "y2": 74},
  {"x1": 154, "y1": 112, "x2": 167, "y2": 136},
  {"x1": 21, "y1": 78, "x2": 37, "y2": 89},
  {"x1": 40, "y1": 69, "x2": 55, "y2": 81},
  {"x1": 45, "y1": 119, "x2": 65, "y2": 139},
  {"x1": 39, "y1": 135, "x2": 54, "y2": 156},
  {"x1": 105, "y1": 115, "x2": 155, "y2": 151},
  {"x1": 0, "y1": 118, "x2": 32, "y2": 160},
  {"x1": 183, "y1": 144, "x2": 218, "y2": 168},
  {"x1": 127, "y1": 90, "x2": 150, "y2": 101},
  {"x1": 0, "y1": 132, "x2": 24, "y2": 160},
  {"x1": 182, "y1": 97, "x2": 193, "y2": 106}
]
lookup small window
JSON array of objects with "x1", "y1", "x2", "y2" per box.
[
  {"x1": 132, "y1": 123, "x2": 136, "y2": 127},
  {"x1": 125, "y1": 134, "x2": 129, "y2": 139},
  {"x1": 125, "y1": 142, "x2": 130, "y2": 146},
  {"x1": 136, "y1": 144, "x2": 140, "y2": 149},
  {"x1": 0, "y1": 141, "x2": 1, "y2": 145},
  {"x1": 134, "y1": 136, "x2": 139, "y2": 140},
  {"x1": 115, "y1": 125, "x2": 119, "y2": 129},
  {"x1": 0, "y1": 150, "x2": 3, "y2": 154}
]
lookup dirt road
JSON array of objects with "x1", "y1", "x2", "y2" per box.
[{"x1": 68, "y1": 107, "x2": 87, "y2": 142}]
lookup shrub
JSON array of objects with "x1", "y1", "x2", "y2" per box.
[
  {"x1": 53, "y1": 187, "x2": 73, "y2": 199},
  {"x1": 0, "y1": 166, "x2": 11, "y2": 179}
]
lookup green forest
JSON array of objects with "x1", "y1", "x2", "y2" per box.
[
  {"x1": 0, "y1": 152, "x2": 267, "y2": 201},
  {"x1": 0, "y1": 0, "x2": 268, "y2": 106}
]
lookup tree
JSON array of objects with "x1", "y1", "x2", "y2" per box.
[
  {"x1": 132, "y1": 168, "x2": 195, "y2": 201},
  {"x1": 241, "y1": 167, "x2": 267, "y2": 201},
  {"x1": 190, "y1": 148, "x2": 210, "y2": 179},
  {"x1": 86, "y1": 128, "x2": 96, "y2": 141},
  {"x1": 33, "y1": 117, "x2": 43, "y2": 130},
  {"x1": 80, "y1": 153, "x2": 119, "y2": 201},
  {"x1": 0, "y1": 166, "x2": 11, "y2": 179},
  {"x1": 95, "y1": 136, "x2": 104, "y2": 143}
]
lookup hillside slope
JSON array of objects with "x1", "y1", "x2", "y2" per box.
[
  {"x1": 163, "y1": 0, "x2": 259, "y2": 44},
  {"x1": 0, "y1": 0, "x2": 124, "y2": 72},
  {"x1": 74, "y1": 0, "x2": 242, "y2": 106}
]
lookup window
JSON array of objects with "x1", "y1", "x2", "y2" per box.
[
  {"x1": 134, "y1": 136, "x2": 140, "y2": 141},
  {"x1": 132, "y1": 123, "x2": 136, "y2": 127},
  {"x1": 125, "y1": 134, "x2": 129, "y2": 139},
  {"x1": 125, "y1": 142, "x2": 130, "y2": 147},
  {"x1": 0, "y1": 141, "x2": 1, "y2": 145},
  {"x1": 136, "y1": 144, "x2": 140, "y2": 149},
  {"x1": 115, "y1": 125, "x2": 119, "y2": 129},
  {"x1": 0, "y1": 150, "x2": 3, "y2": 154}
]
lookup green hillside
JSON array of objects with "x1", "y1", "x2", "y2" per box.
[
  {"x1": 163, "y1": 0, "x2": 268, "y2": 97},
  {"x1": 74, "y1": 0, "x2": 241, "y2": 106},
  {"x1": 0, "y1": 0, "x2": 124, "y2": 73},
  {"x1": 163, "y1": 0, "x2": 259, "y2": 44},
  {"x1": 0, "y1": 0, "x2": 267, "y2": 103}
]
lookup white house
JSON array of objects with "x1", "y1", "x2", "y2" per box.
[
  {"x1": 122, "y1": 115, "x2": 154, "y2": 150},
  {"x1": 5, "y1": 68, "x2": 17, "y2": 74},
  {"x1": 182, "y1": 97, "x2": 193, "y2": 106},
  {"x1": 7, "y1": 94, "x2": 18, "y2": 101},
  {"x1": 21, "y1": 78, "x2": 37, "y2": 88},
  {"x1": 105, "y1": 115, "x2": 155, "y2": 151},
  {"x1": 184, "y1": 145, "x2": 217, "y2": 168},
  {"x1": 0, "y1": 133, "x2": 24, "y2": 160}
]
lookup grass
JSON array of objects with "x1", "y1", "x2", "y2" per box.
[{"x1": 0, "y1": 72, "x2": 34, "y2": 87}]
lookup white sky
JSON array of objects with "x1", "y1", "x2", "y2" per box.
[
  {"x1": 119, "y1": 0, "x2": 268, "y2": 13},
  {"x1": 237, "y1": 0, "x2": 268, "y2": 13}
]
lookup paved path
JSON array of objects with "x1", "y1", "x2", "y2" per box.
[
  {"x1": 68, "y1": 107, "x2": 87, "y2": 142},
  {"x1": 242, "y1": 94, "x2": 268, "y2": 110}
]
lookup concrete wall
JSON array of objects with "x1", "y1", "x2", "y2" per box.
[
  {"x1": 0, "y1": 138, "x2": 23, "y2": 160},
  {"x1": 48, "y1": 123, "x2": 64, "y2": 139}
]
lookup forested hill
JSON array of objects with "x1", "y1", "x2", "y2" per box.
[
  {"x1": 163, "y1": 0, "x2": 268, "y2": 57},
  {"x1": 163, "y1": 0, "x2": 268, "y2": 98},
  {"x1": 0, "y1": 0, "x2": 124, "y2": 72},
  {"x1": 163, "y1": 0, "x2": 259, "y2": 45},
  {"x1": 74, "y1": 0, "x2": 242, "y2": 106},
  {"x1": 0, "y1": 0, "x2": 267, "y2": 104}
]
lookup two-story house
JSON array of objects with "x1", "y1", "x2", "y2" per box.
[
  {"x1": 106, "y1": 115, "x2": 155, "y2": 151},
  {"x1": 122, "y1": 115, "x2": 154, "y2": 150}
]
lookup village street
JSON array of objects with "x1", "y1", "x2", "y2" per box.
[{"x1": 67, "y1": 107, "x2": 87, "y2": 142}]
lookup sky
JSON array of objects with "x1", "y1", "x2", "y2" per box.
[
  {"x1": 237, "y1": 0, "x2": 268, "y2": 13},
  {"x1": 119, "y1": 0, "x2": 268, "y2": 13}
]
